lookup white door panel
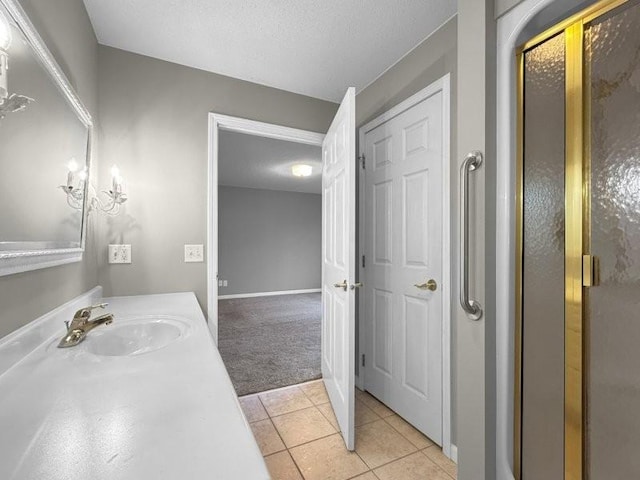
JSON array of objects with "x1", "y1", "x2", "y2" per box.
[
  {"x1": 363, "y1": 87, "x2": 446, "y2": 445},
  {"x1": 322, "y1": 87, "x2": 356, "y2": 450}
]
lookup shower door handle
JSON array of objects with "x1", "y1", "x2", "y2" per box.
[{"x1": 460, "y1": 151, "x2": 483, "y2": 321}]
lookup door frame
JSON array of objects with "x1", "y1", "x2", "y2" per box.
[
  {"x1": 206, "y1": 113, "x2": 325, "y2": 343},
  {"x1": 357, "y1": 74, "x2": 453, "y2": 459}
]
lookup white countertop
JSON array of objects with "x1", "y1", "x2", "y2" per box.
[{"x1": 0, "y1": 292, "x2": 269, "y2": 480}]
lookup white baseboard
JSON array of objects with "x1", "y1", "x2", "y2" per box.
[
  {"x1": 450, "y1": 444, "x2": 458, "y2": 463},
  {"x1": 218, "y1": 288, "x2": 321, "y2": 300}
]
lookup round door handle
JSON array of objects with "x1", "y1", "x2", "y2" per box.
[
  {"x1": 333, "y1": 280, "x2": 348, "y2": 291},
  {"x1": 414, "y1": 279, "x2": 437, "y2": 291},
  {"x1": 350, "y1": 282, "x2": 363, "y2": 290}
]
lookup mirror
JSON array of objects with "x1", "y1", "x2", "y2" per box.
[{"x1": 0, "y1": 0, "x2": 93, "y2": 276}]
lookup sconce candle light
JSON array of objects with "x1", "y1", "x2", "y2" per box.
[
  {"x1": 0, "y1": 9, "x2": 33, "y2": 119},
  {"x1": 60, "y1": 161, "x2": 128, "y2": 215},
  {"x1": 0, "y1": 10, "x2": 12, "y2": 101}
]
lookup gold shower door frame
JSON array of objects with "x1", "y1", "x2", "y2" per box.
[{"x1": 515, "y1": 1, "x2": 628, "y2": 479}]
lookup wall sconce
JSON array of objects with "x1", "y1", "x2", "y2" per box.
[
  {"x1": 60, "y1": 160, "x2": 128, "y2": 215},
  {"x1": 0, "y1": 10, "x2": 34, "y2": 119}
]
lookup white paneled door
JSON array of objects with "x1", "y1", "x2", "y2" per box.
[
  {"x1": 362, "y1": 80, "x2": 449, "y2": 446},
  {"x1": 322, "y1": 87, "x2": 356, "y2": 450}
]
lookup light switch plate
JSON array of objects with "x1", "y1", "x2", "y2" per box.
[
  {"x1": 184, "y1": 244, "x2": 204, "y2": 263},
  {"x1": 109, "y1": 244, "x2": 131, "y2": 264}
]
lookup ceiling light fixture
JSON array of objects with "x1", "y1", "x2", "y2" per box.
[{"x1": 291, "y1": 164, "x2": 313, "y2": 177}]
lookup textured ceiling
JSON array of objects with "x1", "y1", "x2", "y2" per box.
[
  {"x1": 82, "y1": 0, "x2": 456, "y2": 102},
  {"x1": 218, "y1": 131, "x2": 322, "y2": 194}
]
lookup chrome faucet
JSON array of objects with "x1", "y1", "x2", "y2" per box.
[{"x1": 57, "y1": 303, "x2": 114, "y2": 348}]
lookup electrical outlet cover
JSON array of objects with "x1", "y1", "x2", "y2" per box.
[
  {"x1": 108, "y1": 244, "x2": 131, "y2": 264},
  {"x1": 184, "y1": 244, "x2": 204, "y2": 263}
]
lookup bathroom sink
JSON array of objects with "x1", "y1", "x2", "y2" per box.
[{"x1": 83, "y1": 315, "x2": 189, "y2": 357}]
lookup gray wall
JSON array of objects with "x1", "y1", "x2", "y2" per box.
[
  {"x1": 218, "y1": 187, "x2": 321, "y2": 295},
  {"x1": 356, "y1": 16, "x2": 457, "y2": 128},
  {"x1": 96, "y1": 46, "x2": 337, "y2": 312},
  {"x1": 457, "y1": 1, "x2": 496, "y2": 479},
  {"x1": 496, "y1": 0, "x2": 524, "y2": 17},
  {"x1": 355, "y1": 15, "x2": 459, "y2": 441},
  {"x1": 0, "y1": 0, "x2": 99, "y2": 339}
]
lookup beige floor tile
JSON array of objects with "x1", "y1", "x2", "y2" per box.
[
  {"x1": 355, "y1": 419, "x2": 418, "y2": 469},
  {"x1": 357, "y1": 391, "x2": 395, "y2": 418},
  {"x1": 249, "y1": 419, "x2": 286, "y2": 456},
  {"x1": 351, "y1": 472, "x2": 379, "y2": 480},
  {"x1": 271, "y1": 406, "x2": 337, "y2": 447},
  {"x1": 355, "y1": 400, "x2": 381, "y2": 427},
  {"x1": 289, "y1": 433, "x2": 369, "y2": 480},
  {"x1": 259, "y1": 385, "x2": 313, "y2": 417},
  {"x1": 384, "y1": 415, "x2": 434, "y2": 449},
  {"x1": 239, "y1": 394, "x2": 269, "y2": 423},
  {"x1": 317, "y1": 402, "x2": 340, "y2": 430},
  {"x1": 264, "y1": 450, "x2": 303, "y2": 480},
  {"x1": 300, "y1": 380, "x2": 330, "y2": 405},
  {"x1": 374, "y1": 452, "x2": 451, "y2": 480},
  {"x1": 423, "y1": 446, "x2": 457, "y2": 478}
]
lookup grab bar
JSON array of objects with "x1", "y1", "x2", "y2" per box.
[{"x1": 460, "y1": 151, "x2": 483, "y2": 321}]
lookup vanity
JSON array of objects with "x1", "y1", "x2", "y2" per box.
[
  {"x1": 0, "y1": 292, "x2": 269, "y2": 480},
  {"x1": 0, "y1": 2, "x2": 268, "y2": 477}
]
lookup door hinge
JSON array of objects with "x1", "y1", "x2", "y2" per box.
[
  {"x1": 583, "y1": 254, "x2": 600, "y2": 287},
  {"x1": 359, "y1": 154, "x2": 365, "y2": 170},
  {"x1": 362, "y1": 255, "x2": 365, "y2": 268},
  {"x1": 361, "y1": 354, "x2": 366, "y2": 367}
]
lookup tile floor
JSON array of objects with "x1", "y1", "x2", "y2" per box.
[{"x1": 239, "y1": 380, "x2": 457, "y2": 480}]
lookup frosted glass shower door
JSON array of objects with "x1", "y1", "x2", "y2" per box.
[
  {"x1": 520, "y1": 32, "x2": 566, "y2": 480},
  {"x1": 586, "y1": 3, "x2": 640, "y2": 479}
]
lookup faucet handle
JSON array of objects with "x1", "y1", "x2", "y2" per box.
[
  {"x1": 64, "y1": 320, "x2": 71, "y2": 330},
  {"x1": 89, "y1": 303, "x2": 109, "y2": 311},
  {"x1": 72, "y1": 303, "x2": 109, "y2": 320}
]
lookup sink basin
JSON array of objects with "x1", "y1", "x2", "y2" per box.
[{"x1": 83, "y1": 315, "x2": 189, "y2": 357}]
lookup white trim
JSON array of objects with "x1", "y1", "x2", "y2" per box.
[
  {"x1": 0, "y1": 0, "x2": 93, "y2": 276},
  {"x1": 451, "y1": 444, "x2": 458, "y2": 464},
  {"x1": 207, "y1": 113, "x2": 325, "y2": 344},
  {"x1": 218, "y1": 288, "x2": 321, "y2": 300},
  {"x1": 496, "y1": 1, "x2": 575, "y2": 479},
  {"x1": 357, "y1": 74, "x2": 453, "y2": 460}
]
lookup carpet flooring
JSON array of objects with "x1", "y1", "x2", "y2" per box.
[{"x1": 218, "y1": 293, "x2": 321, "y2": 396}]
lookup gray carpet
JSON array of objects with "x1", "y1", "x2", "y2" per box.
[{"x1": 218, "y1": 293, "x2": 321, "y2": 396}]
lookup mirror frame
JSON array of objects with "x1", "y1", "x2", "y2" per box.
[{"x1": 0, "y1": 0, "x2": 94, "y2": 277}]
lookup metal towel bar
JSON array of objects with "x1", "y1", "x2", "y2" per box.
[{"x1": 460, "y1": 151, "x2": 483, "y2": 321}]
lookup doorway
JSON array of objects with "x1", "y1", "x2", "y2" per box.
[
  {"x1": 358, "y1": 76, "x2": 453, "y2": 458},
  {"x1": 208, "y1": 87, "x2": 358, "y2": 451},
  {"x1": 515, "y1": 1, "x2": 640, "y2": 478},
  {"x1": 215, "y1": 129, "x2": 323, "y2": 396}
]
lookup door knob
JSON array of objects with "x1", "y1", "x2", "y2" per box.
[
  {"x1": 333, "y1": 280, "x2": 348, "y2": 291},
  {"x1": 350, "y1": 282, "x2": 363, "y2": 290},
  {"x1": 414, "y1": 279, "x2": 437, "y2": 291}
]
